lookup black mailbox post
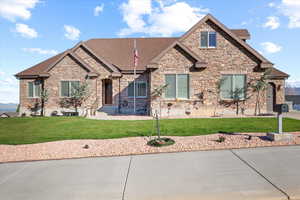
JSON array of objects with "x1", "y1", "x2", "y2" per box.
[{"x1": 274, "y1": 104, "x2": 289, "y2": 134}]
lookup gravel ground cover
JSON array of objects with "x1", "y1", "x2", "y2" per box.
[{"x1": 1, "y1": 132, "x2": 300, "y2": 163}]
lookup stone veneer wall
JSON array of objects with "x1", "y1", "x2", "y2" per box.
[
  {"x1": 150, "y1": 20, "x2": 276, "y2": 117},
  {"x1": 19, "y1": 23, "x2": 286, "y2": 117}
]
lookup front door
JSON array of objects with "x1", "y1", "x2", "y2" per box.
[
  {"x1": 103, "y1": 79, "x2": 112, "y2": 105},
  {"x1": 267, "y1": 83, "x2": 276, "y2": 113}
]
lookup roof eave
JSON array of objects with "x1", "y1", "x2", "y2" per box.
[
  {"x1": 15, "y1": 73, "x2": 51, "y2": 79},
  {"x1": 267, "y1": 75, "x2": 289, "y2": 80}
]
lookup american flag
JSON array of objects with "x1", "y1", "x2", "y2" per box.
[{"x1": 134, "y1": 40, "x2": 138, "y2": 67}]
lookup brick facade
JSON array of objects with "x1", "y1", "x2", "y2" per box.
[
  {"x1": 150, "y1": 20, "x2": 285, "y2": 117},
  {"x1": 18, "y1": 19, "x2": 286, "y2": 117}
]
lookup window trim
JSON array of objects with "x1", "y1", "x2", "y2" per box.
[
  {"x1": 60, "y1": 80, "x2": 80, "y2": 98},
  {"x1": 127, "y1": 81, "x2": 148, "y2": 98},
  {"x1": 200, "y1": 31, "x2": 217, "y2": 48},
  {"x1": 164, "y1": 74, "x2": 190, "y2": 100},
  {"x1": 220, "y1": 74, "x2": 247, "y2": 101},
  {"x1": 28, "y1": 81, "x2": 41, "y2": 98}
]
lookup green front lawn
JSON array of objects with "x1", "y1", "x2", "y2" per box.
[{"x1": 0, "y1": 117, "x2": 300, "y2": 145}]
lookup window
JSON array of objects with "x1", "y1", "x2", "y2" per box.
[
  {"x1": 220, "y1": 75, "x2": 246, "y2": 100},
  {"x1": 165, "y1": 74, "x2": 189, "y2": 99},
  {"x1": 128, "y1": 81, "x2": 147, "y2": 98},
  {"x1": 200, "y1": 31, "x2": 217, "y2": 48},
  {"x1": 28, "y1": 81, "x2": 41, "y2": 98},
  {"x1": 61, "y1": 81, "x2": 80, "y2": 97}
]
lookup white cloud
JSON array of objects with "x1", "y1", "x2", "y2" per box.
[
  {"x1": 241, "y1": 21, "x2": 247, "y2": 26},
  {"x1": 0, "y1": 76, "x2": 19, "y2": 104},
  {"x1": 0, "y1": 0, "x2": 39, "y2": 22},
  {"x1": 268, "y1": 2, "x2": 276, "y2": 7},
  {"x1": 261, "y1": 42, "x2": 282, "y2": 54},
  {"x1": 64, "y1": 25, "x2": 80, "y2": 40},
  {"x1": 119, "y1": 0, "x2": 209, "y2": 36},
  {"x1": 94, "y1": 4, "x2": 104, "y2": 16},
  {"x1": 22, "y1": 48, "x2": 58, "y2": 55},
  {"x1": 263, "y1": 16, "x2": 280, "y2": 29},
  {"x1": 279, "y1": 0, "x2": 300, "y2": 28},
  {"x1": 15, "y1": 23, "x2": 38, "y2": 38},
  {"x1": 119, "y1": 0, "x2": 152, "y2": 36},
  {"x1": 0, "y1": 70, "x2": 5, "y2": 76}
]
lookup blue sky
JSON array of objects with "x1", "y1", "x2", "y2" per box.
[{"x1": 0, "y1": 0, "x2": 300, "y2": 103}]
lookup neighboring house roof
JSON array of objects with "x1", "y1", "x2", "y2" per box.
[
  {"x1": 0, "y1": 112, "x2": 18, "y2": 117},
  {"x1": 268, "y1": 68, "x2": 289, "y2": 79},
  {"x1": 15, "y1": 14, "x2": 284, "y2": 79}
]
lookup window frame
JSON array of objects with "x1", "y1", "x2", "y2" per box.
[
  {"x1": 28, "y1": 81, "x2": 41, "y2": 98},
  {"x1": 164, "y1": 74, "x2": 190, "y2": 100},
  {"x1": 220, "y1": 74, "x2": 247, "y2": 101},
  {"x1": 200, "y1": 31, "x2": 217, "y2": 48},
  {"x1": 127, "y1": 81, "x2": 148, "y2": 98},
  {"x1": 60, "y1": 80, "x2": 80, "y2": 98}
]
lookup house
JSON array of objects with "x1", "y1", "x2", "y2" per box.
[
  {"x1": 285, "y1": 83, "x2": 300, "y2": 111},
  {"x1": 0, "y1": 112, "x2": 19, "y2": 118},
  {"x1": 15, "y1": 14, "x2": 289, "y2": 117}
]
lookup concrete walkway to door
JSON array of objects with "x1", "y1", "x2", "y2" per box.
[{"x1": 1, "y1": 146, "x2": 300, "y2": 200}]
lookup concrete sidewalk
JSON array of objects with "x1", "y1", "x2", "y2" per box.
[
  {"x1": 1, "y1": 146, "x2": 300, "y2": 200},
  {"x1": 284, "y1": 111, "x2": 300, "y2": 120}
]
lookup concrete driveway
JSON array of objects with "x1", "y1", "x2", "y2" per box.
[{"x1": 1, "y1": 146, "x2": 300, "y2": 200}]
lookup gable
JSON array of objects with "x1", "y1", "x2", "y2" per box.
[
  {"x1": 179, "y1": 14, "x2": 272, "y2": 67},
  {"x1": 48, "y1": 54, "x2": 90, "y2": 77},
  {"x1": 74, "y1": 46, "x2": 114, "y2": 77},
  {"x1": 178, "y1": 19, "x2": 259, "y2": 73},
  {"x1": 148, "y1": 41, "x2": 207, "y2": 69}
]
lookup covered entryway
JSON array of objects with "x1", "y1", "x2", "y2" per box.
[
  {"x1": 103, "y1": 79, "x2": 113, "y2": 105},
  {"x1": 267, "y1": 82, "x2": 276, "y2": 113}
]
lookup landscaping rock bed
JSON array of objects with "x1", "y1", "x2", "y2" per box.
[{"x1": 1, "y1": 132, "x2": 300, "y2": 163}]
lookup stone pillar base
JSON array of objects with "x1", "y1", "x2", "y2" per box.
[{"x1": 266, "y1": 132, "x2": 294, "y2": 141}]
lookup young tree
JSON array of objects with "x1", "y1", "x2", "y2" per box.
[
  {"x1": 40, "y1": 89, "x2": 49, "y2": 116},
  {"x1": 60, "y1": 82, "x2": 90, "y2": 114},
  {"x1": 231, "y1": 87, "x2": 249, "y2": 115},
  {"x1": 212, "y1": 78, "x2": 225, "y2": 117},
  {"x1": 150, "y1": 84, "x2": 168, "y2": 139},
  {"x1": 219, "y1": 78, "x2": 251, "y2": 116},
  {"x1": 251, "y1": 70, "x2": 270, "y2": 116}
]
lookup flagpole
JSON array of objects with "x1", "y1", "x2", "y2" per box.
[{"x1": 133, "y1": 39, "x2": 137, "y2": 114}]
